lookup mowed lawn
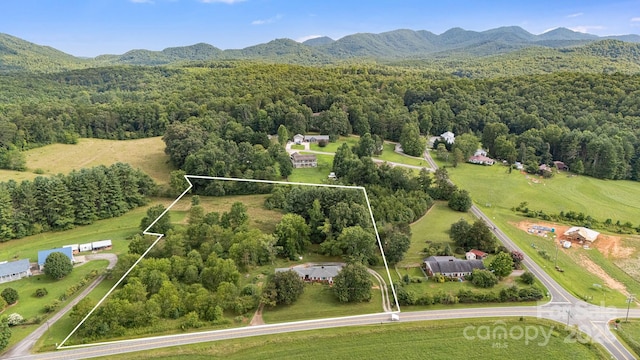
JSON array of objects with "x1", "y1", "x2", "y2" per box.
[
  {"x1": 287, "y1": 153, "x2": 334, "y2": 184},
  {"x1": 261, "y1": 280, "x2": 383, "y2": 323},
  {"x1": 99, "y1": 318, "x2": 608, "y2": 360},
  {"x1": 308, "y1": 136, "x2": 359, "y2": 153},
  {"x1": 446, "y1": 163, "x2": 640, "y2": 224},
  {"x1": 0, "y1": 137, "x2": 174, "y2": 185},
  {"x1": 377, "y1": 142, "x2": 428, "y2": 167},
  {"x1": 401, "y1": 202, "x2": 475, "y2": 266}
]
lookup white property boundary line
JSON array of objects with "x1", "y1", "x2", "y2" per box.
[{"x1": 58, "y1": 175, "x2": 401, "y2": 349}]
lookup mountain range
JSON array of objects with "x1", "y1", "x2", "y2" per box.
[{"x1": 1, "y1": 26, "x2": 640, "y2": 71}]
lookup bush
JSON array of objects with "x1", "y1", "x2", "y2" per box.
[
  {"x1": 470, "y1": 269, "x2": 499, "y2": 288},
  {"x1": 43, "y1": 251, "x2": 73, "y2": 279},
  {"x1": 1, "y1": 288, "x2": 19, "y2": 305},
  {"x1": 317, "y1": 139, "x2": 328, "y2": 147},
  {"x1": 43, "y1": 300, "x2": 60, "y2": 313},
  {"x1": 34, "y1": 288, "x2": 48, "y2": 297},
  {"x1": 7, "y1": 313, "x2": 24, "y2": 326},
  {"x1": 521, "y1": 271, "x2": 535, "y2": 285}
]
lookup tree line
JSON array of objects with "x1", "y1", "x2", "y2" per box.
[{"x1": 0, "y1": 163, "x2": 155, "y2": 241}]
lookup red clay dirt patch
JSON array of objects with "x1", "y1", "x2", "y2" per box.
[
  {"x1": 513, "y1": 220, "x2": 634, "y2": 294},
  {"x1": 513, "y1": 221, "x2": 634, "y2": 259}
]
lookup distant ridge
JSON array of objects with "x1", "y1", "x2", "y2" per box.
[{"x1": 1, "y1": 26, "x2": 640, "y2": 71}]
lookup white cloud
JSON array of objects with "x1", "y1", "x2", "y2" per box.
[
  {"x1": 566, "y1": 12, "x2": 583, "y2": 18},
  {"x1": 569, "y1": 25, "x2": 605, "y2": 33},
  {"x1": 200, "y1": 0, "x2": 246, "y2": 4},
  {"x1": 631, "y1": 17, "x2": 640, "y2": 22},
  {"x1": 296, "y1": 35, "x2": 323, "y2": 43},
  {"x1": 251, "y1": 14, "x2": 283, "y2": 25}
]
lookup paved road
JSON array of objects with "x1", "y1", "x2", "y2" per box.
[
  {"x1": 6, "y1": 147, "x2": 638, "y2": 359},
  {"x1": 5, "y1": 254, "x2": 117, "y2": 359}
]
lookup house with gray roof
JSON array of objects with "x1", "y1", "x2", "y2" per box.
[
  {"x1": 0, "y1": 259, "x2": 31, "y2": 284},
  {"x1": 276, "y1": 264, "x2": 342, "y2": 284},
  {"x1": 423, "y1": 256, "x2": 485, "y2": 279},
  {"x1": 38, "y1": 247, "x2": 74, "y2": 270}
]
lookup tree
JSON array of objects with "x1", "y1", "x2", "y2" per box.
[
  {"x1": 267, "y1": 270, "x2": 305, "y2": 306},
  {"x1": 511, "y1": 250, "x2": 524, "y2": 270},
  {"x1": 470, "y1": 269, "x2": 499, "y2": 288},
  {"x1": 322, "y1": 226, "x2": 376, "y2": 264},
  {"x1": 489, "y1": 252, "x2": 514, "y2": 278},
  {"x1": 277, "y1": 124, "x2": 289, "y2": 146},
  {"x1": 399, "y1": 121, "x2": 426, "y2": 157},
  {"x1": 381, "y1": 228, "x2": 411, "y2": 264},
  {"x1": 453, "y1": 133, "x2": 479, "y2": 159},
  {"x1": 521, "y1": 271, "x2": 535, "y2": 285},
  {"x1": 140, "y1": 204, "x2": 172, "y2": 234},
  {"x1": 43, "y1": 252, "x2": 73, "y2": 280},
  {"x1": 448, "y1": 189, "x2": 472, "y2": 212},
  {"x1": 0, "y1": 316, "x2": 10, "y2": 351},
  {"x1": 450, "y1": 218, "x2": 472, "y2": 247},
  {"x1": 0, "y1": 288, "x2": 18, "y2": 305},
  {"x1": 333, "y1": 263, "x2": 372, "y2": 303},
  {"x1": 275, "y1": 214, "x2": 310, "y2": 260},
  {"x1": 354, "y1": 133, "x2": 376, "y2": 158},
  {"x1": 451, "y1": 147, "x2": 464, "y2": 167}
]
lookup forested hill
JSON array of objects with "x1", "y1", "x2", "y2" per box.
[{"x1": 2, "y1": 26, "x2": 640, "y2": 71}]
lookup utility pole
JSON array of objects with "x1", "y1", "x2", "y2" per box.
[{"x1": 626, "y1": 294, "x2": 635, "y2": 323}]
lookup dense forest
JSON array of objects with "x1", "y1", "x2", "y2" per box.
[
  {"x1": 1, "y1": 61, "x2": 639, "y2": 180},
  {"x1": 0, "y1": 163, "x2": 155, "y2": 241}
]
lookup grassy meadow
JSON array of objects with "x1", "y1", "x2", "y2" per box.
[
  {"x1": 377, "y1": 142, "x2": 428, "y2": 167},
  {"x1": 308, "y1": 136, "x2": 359, "y2": 153},
  {"x1": 99, "y1": 318, "x2": 609, "y2": 360},
  {"x1": 612, "y1": 320, "x2": 640, "y2": 358},
  {"x1": 0, "y1": 137, "x2": 173, "y2": 185},
  {"x1": 443, "y1": 162, "x2": 640, "y2": 306}
]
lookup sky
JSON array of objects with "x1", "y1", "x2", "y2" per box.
[{"x1": 2, "y1": 0, "x2": 640, "y2": 57}]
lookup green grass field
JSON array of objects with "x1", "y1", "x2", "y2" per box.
[
  {"x1": 612, "y1": 320, "x2": 640, "y2": 358},
  {"x1": 401, "y1": 202, "x2": 475, "y2": 266},
  {"x1": 377, "y1": 142, "x2": 428, "y2": 167},
  {"x1": 1, "y1": 260, "x2": 110, "y2": 353},
  {"x1": 0, "y1": 137, "x2": 173, "y2": 185},
  {"x1": 308, "y1": 136, "x2": 359, "y2": 153},
  {"x1": 442, "y1": 162, "x2": 640, "y2": 307},
  {"x1": 98, "y1": 318, "x2": 608, "y2": 360},
  {"x1": 262, "y1": 279, "x2": 383, "y2": 323},
  {"x1": 287, "y1": 153, "x2": 334, "y2": 184}
]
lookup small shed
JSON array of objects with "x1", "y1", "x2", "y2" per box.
[
  {"x1": 63, "y1": 244, "x2": 80, "y2": 254},
  {"x1": 293, "y1": 134, "x2": 304, "y2": 144},
  {"x1": 79, "y1": 243, "x2": 93, "y2": 252},
  {"x1": 92, "y1": 239, "x2": 112, "y2": 251}
]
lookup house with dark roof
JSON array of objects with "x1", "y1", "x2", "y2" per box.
[
  {"x1": 276, "y1": 264, "x2": 342, "y2": 284},
  {"x1": 0, "y1": 259, "x2": 31, "y2": 283},
  {"x1": 38, "y1": 247, "x2": 74, "y2": 270},
  {"x1": 553, "y1": 161, "x2": 569, "y2": 171},
  {"x1": 290, "y1": 152, "x2": 317, "y2": 168},
  {"x1": 423, "y1": 256, "x2": 485, "y2": 279}
]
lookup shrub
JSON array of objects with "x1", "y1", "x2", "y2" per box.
[
  {"x1": 318, "y1": 139, "x2": 328, "y2": 147},
  {"x1": 7, "y1": 313, "x2": 24, "y2": 326},
  {"x1": 1, "y1": 288, "x2": 19, "y2": 305},
  {"x1": 521, "y1": 271, "x2": 535, "y2": 285},
  {"x1": 44, "y1": 300, "x2": 60, "y2": 313},
  {"x1": 34, "y1": 288, "x2": 48, "y2": 297},
  {"x1": 470, "y1": 269, "x2": 498, "y2": 288}
]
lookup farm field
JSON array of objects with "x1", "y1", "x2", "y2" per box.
[
  {"x1": 98, "y1": 318, "x2": 608, "y2": 360},
  {"x1": 0, "y1": 137, "x2": 173, "y2": 185},
  {"x1": 444, "y1": 162, "x2": 640, "y2": 307}
]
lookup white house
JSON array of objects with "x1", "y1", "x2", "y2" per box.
[
  {"x1": 79, "y1": 243, "x2": 93, "y2": 252},
  {"x1": 293, "y1": 134, "x2": 305, "y2": 145},
  {"x1": 441, "y1": 131, "x2": 455, "y2": 144}
]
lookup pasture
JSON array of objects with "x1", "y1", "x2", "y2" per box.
[
  {"x1": 0, "y1": 137, "x2": 173, "y2": 185},
  {"x1": 98, "y1": 318, "x2": 608, "y2": 360},
  {"x1": 443, "y1": 162, "x2": 640, "y2": 307}
]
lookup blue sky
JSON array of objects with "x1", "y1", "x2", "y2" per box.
[{"x1": 2, "y1": 0, "x2": 640, "y2": 57}]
